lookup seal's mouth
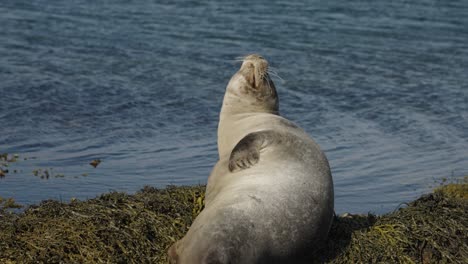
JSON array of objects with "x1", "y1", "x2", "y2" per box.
[{"x1": 239, "y1": 54, "x2": 269, "y2": 89}]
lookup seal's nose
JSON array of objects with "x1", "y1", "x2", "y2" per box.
[{"x1": 240, "y1": 54, "x2": 269, "y2": 88}]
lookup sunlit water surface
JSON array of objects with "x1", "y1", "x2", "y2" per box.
[{"x1": 1, "y1": 0, "x2": 467, "y2": 214}]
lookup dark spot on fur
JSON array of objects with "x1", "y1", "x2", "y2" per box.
[{"x1": 248, "y1": 195, "x2": 262, "y2": 203}]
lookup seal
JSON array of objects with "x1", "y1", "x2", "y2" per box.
[{"x1": 168, "y1": 54, "x2": 334, "y2": 264}]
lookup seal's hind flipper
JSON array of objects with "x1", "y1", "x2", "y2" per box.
[{"x1": 228, "y1": 130, "x2": 278, "y2": 172}]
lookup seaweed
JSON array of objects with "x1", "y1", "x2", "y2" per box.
[
  {"x1": 0, "y1": 186, "x2": 205, "y2": 264},
  {"x1": 319, "y1": 186, "x2": 467, "y2": 263},
  {"x1": 0, "y1": 182, "x2": 466, "y2": 263}
]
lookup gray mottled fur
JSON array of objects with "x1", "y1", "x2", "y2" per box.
[{"x1": 168, "y1": 54, "x2": 334, "y2": 264}]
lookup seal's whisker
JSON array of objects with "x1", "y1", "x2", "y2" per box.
[
  {"x1": 267, "y1": 68, "x2": 279, "y2": 75},
  {"x1": 234, "y1": 56, "x2": 249, "y2": 62},
  {"x1": 228, "y1": 59, "x2": 243, "y2": 64},
  {"x1": 266, "y1": 75, "x2": 273, "y2": 95},
  {"x1": 268, "y1": 66, "x2": 281, "y2": 74},
  {"x1": 267, "y1": 70, "x2": 284, "y2": 81},
  {"x1": 268, "y1": 71, "x2": 282, "y2": 79}
]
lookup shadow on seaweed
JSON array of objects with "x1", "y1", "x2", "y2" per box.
[{"x1": 311, "y1": 213, "x2": 377, "y2": 263}]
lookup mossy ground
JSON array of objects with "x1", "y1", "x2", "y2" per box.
[{"x1": 0, "y1": 183, "x2": 466, "y2": 263}]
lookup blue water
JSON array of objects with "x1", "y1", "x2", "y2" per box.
[{"x1": 0, "y1": 0, "x2": 467, "y2": 214}]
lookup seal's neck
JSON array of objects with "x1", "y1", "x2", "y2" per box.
[
  {"x1": 217, "y1": 105, "x2": 279, "y2": 158},
  {"x1": 219, "y1": 91, "x2": 279, "y2": 116},
  {"x1": 220, "y1": 104, "x2": 279, "y2": 117}
]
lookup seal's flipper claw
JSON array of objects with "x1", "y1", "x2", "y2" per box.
[{"x1": 228, "y1": 130, "x2": 277, "y2": 172}]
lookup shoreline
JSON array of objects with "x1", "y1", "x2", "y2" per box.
[{"x1": 0, "y1": 182, "x2": 466, "y2": 263}]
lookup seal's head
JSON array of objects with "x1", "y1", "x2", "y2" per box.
[{"x1": 222, "y1": 54, "x2": 279, "y2": 115}]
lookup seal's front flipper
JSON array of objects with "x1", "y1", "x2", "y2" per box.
[{"x1": 228, "y1": 130, "x2": 278, "y2": 172}]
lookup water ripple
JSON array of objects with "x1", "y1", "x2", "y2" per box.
[{"x1": 0, "y1": 0, "x2": 467, "y2": 214}]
